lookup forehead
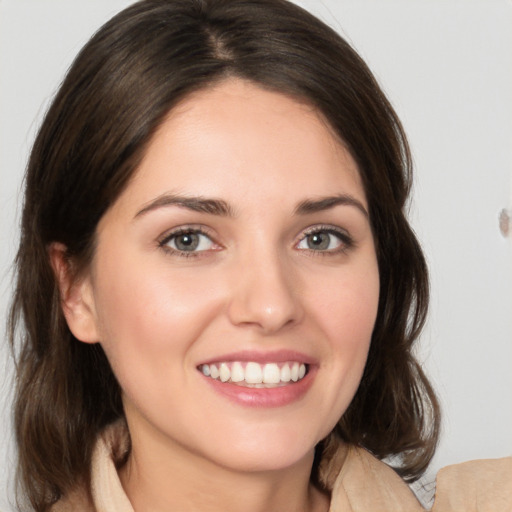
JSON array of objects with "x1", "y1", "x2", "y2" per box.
[{"x1": 116, "y1": 79, "x2": 366, "y2": 213}]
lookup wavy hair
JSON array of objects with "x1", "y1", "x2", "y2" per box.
[{"x1": 9, "y1": 0, "x2": 439, "y2": 509}]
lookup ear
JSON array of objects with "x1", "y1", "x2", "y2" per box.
[{"x1": 48, "y1": 242, "x2": 100, "y2": 344}]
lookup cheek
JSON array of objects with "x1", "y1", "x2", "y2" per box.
[
  {"x1": 91, "y1": 252, "x2": 224, "y2": 375},
  {"x1": 91, "y1": 259, "x2": 229, "y2": 428},
  {"x1": 310, "y1": 262, "x2": 379, "y2": 344},
  {"x1": 307, "y1": 261, "x2": 379, "y2": 408}
]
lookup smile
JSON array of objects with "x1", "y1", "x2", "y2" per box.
[{"x1": 199, "y1": 361, "x2": 308, "y2": 387}]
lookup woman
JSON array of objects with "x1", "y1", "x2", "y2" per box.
[{"x1": 8, "y1": 1, "x2": 510, "y2": 511}]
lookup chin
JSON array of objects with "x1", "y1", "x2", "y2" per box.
[
  {"x1": 193, "y1": 423, "x2": 325, "y2": 474},
  {"x1": 210, "y1": 444, "x2": 315, "y2": 474}
]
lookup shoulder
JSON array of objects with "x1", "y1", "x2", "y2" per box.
[
  {"x1": 432, "y1": 456, "x2": 512, "y2": 512},
  {"x1": 326, "y1": 443, "x2": 512, "y2": 512},
  {"x1": 327, "y1": 445, "x2": 425, "y2": 511}
]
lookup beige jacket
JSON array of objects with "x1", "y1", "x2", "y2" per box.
[{"x1": 54, "y1": 422, "x2": 512, "y2": 512}]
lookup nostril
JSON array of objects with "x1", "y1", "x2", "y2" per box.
[{"x1": 227, "y1": 286, "x2": 302, "y2": 333}]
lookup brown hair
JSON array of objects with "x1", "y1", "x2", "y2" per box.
[{"x1": 9, "y1": 0, "x2": 439, "y2": 509}]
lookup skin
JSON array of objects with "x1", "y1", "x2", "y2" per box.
[{"x1": 56, "y1": 79, "x2": 380, "y2": 512}]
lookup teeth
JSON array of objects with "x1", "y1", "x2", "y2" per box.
[
  {"x1": 280, "y1": 364, "x2": 291, "y2": 382},
  {"x1": 199, "y1": 361, "x2": 308, "y2": 387},
  {"x1": 231, "y1": 361, "x2": 244, "y2": 382},
  {"x1": 263, "y1": 363, "x2": 280, "y2": 384},
  {"x1": 210, "y1": 364, "x2": 219, "y2": 379},
  {"x1": 291, "y1": 362, "x2": 299, "y2": 382},
  {"x1": 219, "y1": 363, "x2": 230, "y2": 382},
  {"x1": 245, "y1": 362, "x2": 263, "y2": 384}
]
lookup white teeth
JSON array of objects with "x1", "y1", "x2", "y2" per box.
[
  {"x1": 231, "y1": 361, "x2": 244, "y2": 382},
  {"x1": 263, "y1": 363, "x2": 281, "y2": 384},
  {"x1": 219, "y1": 363, "x2": 230, "y2": 382},
  {"x1": 291, "y1": 362, "x2": 299, "y2": 382},
  {"x1": 245, "y1": 362, "x2": 263, "y2": 384},
  {"x1": 210, "y1": 364, "x2": 219, "y2": 379},
  {"x1": 199, "y1": 361, "x2": 308, "y2": 386},
  {"x1": 280, "y1": 364, "x2": 291, "y2": 382}
]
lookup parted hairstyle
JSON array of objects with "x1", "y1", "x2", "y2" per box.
[{"x1": 9, "y1": 0, "x2": 440, "y2": 510}]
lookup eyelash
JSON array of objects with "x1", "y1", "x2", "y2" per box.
[
  {"x1": 297, "y1": 225, "x2": 355, "y2": 256},
  {"x1": 157, "y1": 224, "x2": 354, "y2": 258},
  {"x1": 158, "y1": 226, "x2": 218, "y2": 258}
]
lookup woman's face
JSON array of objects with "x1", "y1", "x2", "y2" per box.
[{"x1": 78, "y1": 79, "x2": 379, "y2": 473}]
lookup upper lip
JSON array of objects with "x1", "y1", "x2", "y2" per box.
[{"x1": 197, "y1": 349, "x2": 317, "y2": 366}]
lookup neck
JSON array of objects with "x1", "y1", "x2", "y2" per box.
[{"x1": 119, "y1": 418, "x2": 329, "y2": 512}]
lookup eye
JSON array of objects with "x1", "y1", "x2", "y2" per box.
[
  {"x1": 296, "y1": 227, "x2": 352, "y2": 253},
  {"x1": 160, "y1": 228, "x2": 216, "y2": 254}
]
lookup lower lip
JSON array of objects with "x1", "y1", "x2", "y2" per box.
[{"x1": 200, "y1": 368, "x2": 316, "y2": 408}]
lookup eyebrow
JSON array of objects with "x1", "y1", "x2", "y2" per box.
[
  {"x1": 134, "y1": 194, "x2": 234, "y2": 218},
  {"x1": 134, "y1": 192, "x2": 368, "y2": 220},
  {"x1": 294, "y1": 194, "x2": 368, "y2": 218}
]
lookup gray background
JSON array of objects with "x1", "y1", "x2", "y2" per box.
[{"x1": 1, "y1": 0, "x2": 511, "y2": 510}]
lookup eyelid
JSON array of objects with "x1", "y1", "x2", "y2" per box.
[
  {"x1": 157, "y1": 225, "x2": 221, "y2": 256},
  {"x1": 295, "y1": 224, "x2": 355, "y2": 253},
  {"x1": 156, "y1": 223, "x2": 354, "y2": 258}
]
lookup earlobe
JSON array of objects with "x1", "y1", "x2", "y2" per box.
[{"x1": 48, "y1": 242, "x2": 100, "y2": 344}]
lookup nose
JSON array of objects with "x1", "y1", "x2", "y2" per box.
[{"x1": 227, "y1": 249, "x2": 303, "y2": 334}]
